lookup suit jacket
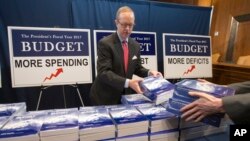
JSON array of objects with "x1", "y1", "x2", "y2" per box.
[
  {"x1": 222, "y1": 81, "x2": 250, "y2": 124},
  {"x1": 90, "y1": 33, "x2": 149, "y2": 105}
]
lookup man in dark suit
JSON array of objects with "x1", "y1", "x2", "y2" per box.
[
  {"x1": 90, "y1": 6, "x2": 161, "y2": 105},
  {"x1": 180, "y1": 81, "x2": 250, "y2": 124}
]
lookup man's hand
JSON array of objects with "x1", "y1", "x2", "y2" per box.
[
  {"x1": 128, "y1": 79, "x2": 143, "y2": 94},
  {"x1": 149, "y1": 70, "x2": 162, "y2": 77},
  {"x1": 180, "y1": 91, "x2": 225, "y2": 122}
]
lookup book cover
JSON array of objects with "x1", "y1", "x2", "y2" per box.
[
  {"x1": 121, "y1": 94, "x2": 152, "y2": 105},
  {"x1": 79, "y1": 107, "x2": 115, "y2": 141},
  {"x1": 175, "y1": 79, "x2": 235, "y2": 97},
  {"x1": 0, "y1": 115, "x2": 42, "y2": 140},
  {"x1": 140, "y1": 76, "x2": 175, "y2": 105},
  {"x1": 78, "y1": 107, "x2": 115, "y2": 134},
  {"x1": 109, "y1": 105, "x2": 147, "y2": 126},
  {"x1": 140, "y1": 76, "x2": 175, "y2": 93},
  {"x1": 40, "y1": 109, "x2": 79, "y2": 137},
  {"x1": 79, "y1": 106, "x2": 105, "y2": 111},
  {"x1": 172, "y1": 86, "x2": 197, "y2": 103},
  {"x1": 0, "y1": 116, "x2": 10, "y2": 129},
  {"x1": 136, "y1": 104, "x2": 176, "y2": 124},
  {"x1": 0, "y1": 102, "x2": 26, "y2": 117},
  {"x1": 137, "y1": 104, "x2": 178, "y2": 133}
]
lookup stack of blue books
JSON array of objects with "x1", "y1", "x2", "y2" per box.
[
  {"x1": 116, "y1": 132, "x2": 148, "y2": 141},
  {"x1": 39, "y1": 108, "x2": 79, "y2": 141},
  {"x1": 136, "y1": 103, "x2": 179, "y2": 141},
  {"x1": 0, "y1": 102, "x2": 26, "y2": 117},
  {"x1": 0, "y1": 114, "x2": 43, "y2": 141},
  {"x1": 140, "y1": 76, "x2": 175, "y2": 105},
  {"x1": 121, "y1": 94, "x2": 152, "y2": 105},
  {"x1": 108, "y1": 105, "x2": 148, "y2": 138},
  {"x1": 0, "y1": 102, "x2": 27, "y2": 131},
  {"x1": 79, "y1": 106, "x2": 115, "y2": 141},
  {"x1": 0, "y1": 116, "x2": 10, "y2": 130},
  {"x1": 149, "y1": 129, "x2": 179, "y2": 141},
  {"x1": 167, "y1": 79, "x2": 235, "y2": 127}
]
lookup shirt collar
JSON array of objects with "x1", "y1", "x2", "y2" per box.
[{"x1": 117, "y1": 31, "x2": 128, "y2": 43}]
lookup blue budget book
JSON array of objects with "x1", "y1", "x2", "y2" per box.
[
  {"x1": 109, "y1": 105, "x2": 148, "y2": 129},
  {"x1": 40, "y1": 108, "x2": 79, "y2": 136},
  {"x1": 175, "y1": 79, "x2": 235, "y2": 97},
  {"x1": 167, "y1": 98, "x2": 223, "y2": 127},
  {"x1": 121, "y1": 94, "x2": 152, "y2": 105},
  {"x1": 0, "y1": 102, "x2": 26, "y2": 117},
  {"x1": 78, "y1": 107, "x2": 114, "y2": 131},
  {"x1": 140, "y1": 76, "x2": 175, "y2": 105},
  {"x1": 0, "y1": 116, "x2": 10, "y2": 129},
  {"x1": 136, "y1": 104, "x2": 176, "y2": 122},
  {"x1": 0, "y1": 115, "x2": 42, "y2": 139}
]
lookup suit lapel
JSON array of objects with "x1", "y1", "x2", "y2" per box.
[
  {"x1": 113, "y1": 33, "x2": 126, "y2": 74},
  {"x1": 127, "y1": 39, "x2": 134, "y2": 75}
]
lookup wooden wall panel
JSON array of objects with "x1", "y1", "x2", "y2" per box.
[
  {"x1": 157, "y1": 0, "x2": 211, "y2": 6},
  {"x1": 233, "y1": 21, "x2": 250, "y2": 62},
  {"x1": 210, "y1": 0, "x2": 250, "y2": 63},
  {"x1": 230, "y1": 0, "x2": 250, "y2": 16},
  {"x1": 208, "y1": 63, "x2": 250, "y2": 85},
  {"x1": 210, "y1": 0, "x2": 231, "y2": 61}
]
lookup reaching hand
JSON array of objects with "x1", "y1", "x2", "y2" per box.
[
  {"x1": 128, "y1": 79, "x2": 143, "y2": 94},
  {"x1": 180, "y1": 91, "x2": 225, "y2": 122},
  {"x1": 149, "y1": 70, "x2": 162, "y2": 77}
]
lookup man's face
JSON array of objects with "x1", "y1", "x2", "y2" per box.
[{"x1": 115, "y1": 11, "x2": 135, "y2": 40}]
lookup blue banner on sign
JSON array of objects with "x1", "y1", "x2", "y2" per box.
[
  {"x1": 165, "y1": 35, "x2": 210, "y2": 56},
  {"x1": 12, "y1": 30, "x2": 89, "y2": 56},
  {"x1": 130, "y1": 33, "x2": 155, "y2": 55},
  {"x1": 96, "y1": 31, "x2": 155, "y2": 55}
]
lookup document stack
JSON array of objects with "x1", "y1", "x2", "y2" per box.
[
  {"x1": 149, "y1": 129, "x2": 179, "y2": 141},
  {"x1": 116, "y1": 132, "x2": 148, "y2": 141},
  {"x1": 162, "y1": 100, "x2": 228, "y2": 140},
  {"x1": 0, "y1": 114, "x2": 43, "y2": 141},
  {"x1": 0, "y1": 102, "x2": 26, "y2": 117},
  {"x1": 179, "y1": 124, "x2": 208, "y2": 141},
  {"x1": 108, "y1": 105, "x2": 148, "y2": 138},
  {"x1": 0, "y1": 102, "x2": 27, "y2": 130},
  {"x1": 140, "y1": 76, "x2": 175, "y2": 105},
  {"x1": 181, "y1": 115, "x2": 231, "y2": 141},
  {"x1": 78, "y1": 106, "x2": 115, "y2": 141},
  {"x1": 0, "y1": 117, "x2": 9, "y2": 130},
  {"x1": 167, "y1": 79, "x2": 235, "y2": 127},
  {"x1": 121, "y1": 94, "x2": 152, "y2": 105},
  {"x1": 136, "y1": 103, "x2": 179, "y2": 141},
  {"x1": 39, "y1": 108, "x2": 79, "y2": 141}
]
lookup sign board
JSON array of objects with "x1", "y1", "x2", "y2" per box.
[
  {"x1": 163, "y1": 33, "x2": 212, "y2": 79},
  {"x1": 8, "y1": 26, "x2": 92, "y2": 87},
  {"x1": 94, "y1": 30, "x2": 157, "y2": 76}
]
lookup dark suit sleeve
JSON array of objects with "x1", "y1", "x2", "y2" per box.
[
  {"x1": 222, "y1": 81, "x2": 250, "y2": 124},
  {"x1": 96, "y1": 40, "x2": 126, "y2": 92}
]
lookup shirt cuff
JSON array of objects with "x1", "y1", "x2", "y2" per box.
[
  {"x1": 124, "y1": 79, "x2": 129, "y2": 88},
  {"x1": 148, "y1": 70, "x2": 151, "y2": 76}
]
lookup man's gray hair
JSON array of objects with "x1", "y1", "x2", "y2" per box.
[{"x1": 116, "y1": 6, "x2": 134, "y2": 20}]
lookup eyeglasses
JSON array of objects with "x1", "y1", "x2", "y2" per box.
[{"x1": 117, "y1": 20, "x2": 135, "y2": 28}]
